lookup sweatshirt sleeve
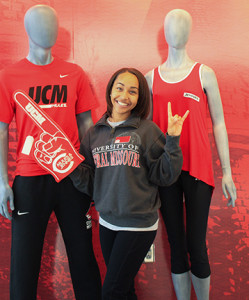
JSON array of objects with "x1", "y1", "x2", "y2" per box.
[
  {"x1": 68, "y1": 128, "x2": 95, "y2": 196},
  {"x1": 146, "y1": 133, "x2": 183, "y2": 186}
]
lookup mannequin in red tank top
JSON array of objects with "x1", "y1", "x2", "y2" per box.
[{"x1": 146, "y1": 9, "x2": 237, "y2": 300}]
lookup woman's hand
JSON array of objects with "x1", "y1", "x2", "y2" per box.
[{"x1": 167, "y1": 102, "x2": 189, "y2": 136}]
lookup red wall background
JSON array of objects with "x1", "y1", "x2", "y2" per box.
[{"x1": 0, "y1": 0, "x2": 249, "y2": 299}]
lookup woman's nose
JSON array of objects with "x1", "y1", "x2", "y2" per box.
[{"x1": 121, "y1": 90, "x2": 129, "y2": 100}]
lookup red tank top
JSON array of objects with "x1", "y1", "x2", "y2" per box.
[{"x1": 152, "y1": 63, "x2": 214, "y2": 187}]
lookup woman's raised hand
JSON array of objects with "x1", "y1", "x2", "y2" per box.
[{"x1": 167, "y1": 102, "x2": 189, "y2": 136}]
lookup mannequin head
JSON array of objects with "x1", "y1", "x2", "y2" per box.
[
  {"x1": 164, "y1": 9, "x2": 192, "y2": 49},
  {"x1": 24, "y1": 5, "x2": 58, "y2": 49}
]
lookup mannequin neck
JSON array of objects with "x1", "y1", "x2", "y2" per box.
[
  {"x1": 26, "y1": 40, "x2": 53, "y2": 65},
  {"x1": 166, "y1": 46, "x2": 192, "y2": 69},
  {"x1": 160, "y1": 46, "x2": 195, "y2": 82}
]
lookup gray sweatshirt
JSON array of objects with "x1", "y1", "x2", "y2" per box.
[{"x1": 70, "y1": 113, "x2": 183, "y2": 228}]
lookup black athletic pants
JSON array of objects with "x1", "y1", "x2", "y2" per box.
[
  {"x1": 10, "y1": 175, "x2": 101, "y2": 300},
  {"x1": 159, "y1": 171, "x2": 213, "y2": 278},
  {"x1": 99, "y1": 225, "x2": 157, "y2": 300}
]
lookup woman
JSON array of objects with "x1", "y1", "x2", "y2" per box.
[{"x1": 69, "y1": 67, "x2": 189, "y2": 299}]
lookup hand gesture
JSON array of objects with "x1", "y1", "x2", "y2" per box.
[
  {"x1": 167, "y1": 102, "x2": 189, "y2": 136},
  {"x1": 34, "y1": 131, "x2": 65, "y2": 164},
  {"x1": 13, "y1": 90, "x2": 84, "y2": 183},
  {"x1": 33, "y1": 130, "x2": 83, "y2": 182}
]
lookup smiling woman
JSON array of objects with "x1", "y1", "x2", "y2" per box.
[
  {"x1": 109, "y1": 72, "x2": 139, "y2": 122},
  {"x1": 68, "y1": 67, "x2": 189, "y2": 299},
  {"x1": 106, "y1": 68, "x2": 151, "y2": 121}
]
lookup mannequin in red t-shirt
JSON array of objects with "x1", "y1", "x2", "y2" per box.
[
  {"x1": 146, "y1": 9, "x2": 236, "y2": 300},
  {"x1": 0, "y1": 5, "x2": 101, "y2": 299}
]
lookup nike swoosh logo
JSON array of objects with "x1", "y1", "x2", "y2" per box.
[
  {"x1": 60, "y1": 74, "x2": 69, "y2": 78},
  {"x1": 17, "y1": 211, "x2": 29, "y2": 215}
]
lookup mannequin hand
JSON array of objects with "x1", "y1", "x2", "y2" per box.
[
  {"x1": 222, "y1": 174, "x2": 237, "y2": 207},
  {"x1": 0, "y1": 182, "x2": 14, "y2": 220},
  {"x1": 167, "y1": 102, "x2": 189, "y2": 136}
]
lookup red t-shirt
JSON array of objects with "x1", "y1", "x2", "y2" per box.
[
  {"x1": 152, "y1": 63, "x2": 214, "y2": 187},
  {"x1": 0, "y1": 57, "x2": 97, "y2": 176}
]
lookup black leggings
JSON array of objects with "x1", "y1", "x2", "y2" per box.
[
  {"x1": 159, "y1": 171, "x2": 213, "y2": 278},
  {"x1": 99, "y1": 225, "x2": 157, "y2": 300},
  {"x1": 11, "y1": 175, "x2": 101, "y2": 300}
]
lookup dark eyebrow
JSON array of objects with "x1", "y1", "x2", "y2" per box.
[{"x1": 116, "y1": 82, "x2": 138, "y2": 90}]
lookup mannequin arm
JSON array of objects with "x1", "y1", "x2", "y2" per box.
[
  {"x1": 76, "y1": 110, "x2": 94, "y2": 142},
  {"x1": 145, "y1": 70, "x2": 153, "y2": 120},
  {"x1": 0, "y1": 122, "x2": 14, "y2": 219},
  {"x1": 202, "y1": 66, "x2": 237, "y2": 207}
]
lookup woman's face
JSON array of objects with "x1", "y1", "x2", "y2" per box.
[{"x1": 110, "y1": 72, "x2": 139, "y2": 122}]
